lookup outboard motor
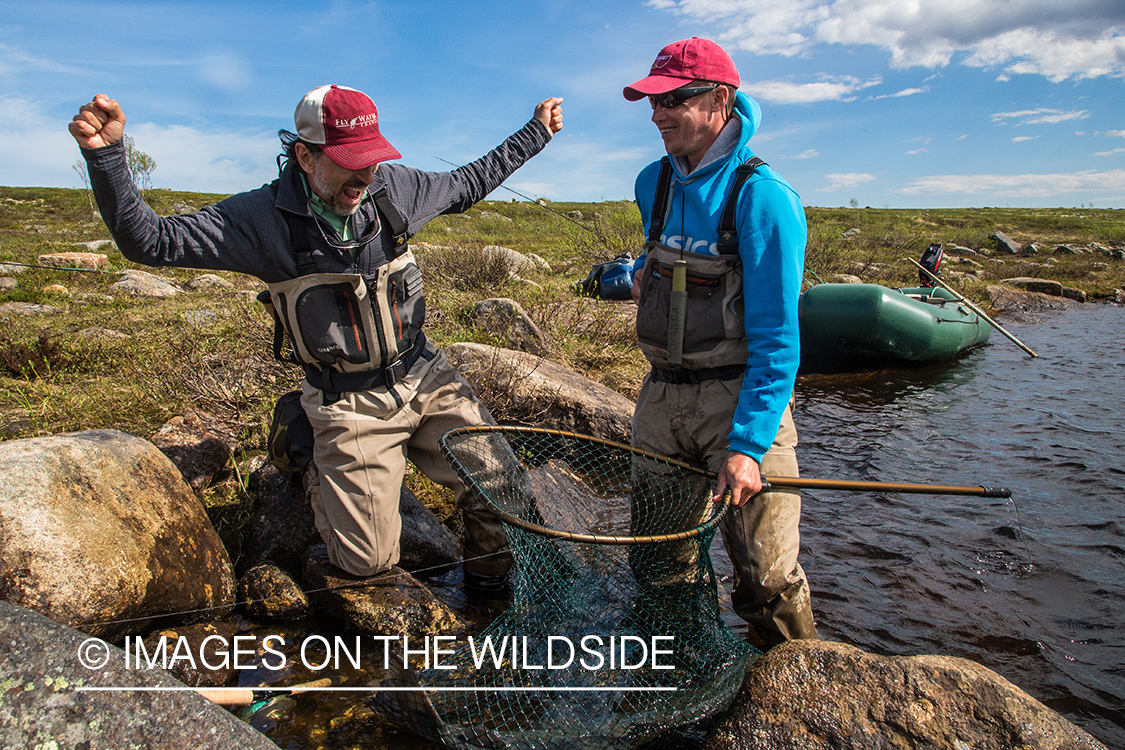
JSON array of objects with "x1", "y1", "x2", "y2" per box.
[{"x1": 919, "y1": 243, "x2": 944, "y2": 287}]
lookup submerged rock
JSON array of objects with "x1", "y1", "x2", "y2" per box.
[{"x1": 706, "y1": 640, "x2": 1107, "y2": 750}]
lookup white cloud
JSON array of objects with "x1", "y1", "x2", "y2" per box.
[
  {"x1": 871, "y1": 87, "x2": 926, "y2": 100},
  {"x1": 897, "y1": 169, "x2": 1125, "y2": 196},
  {"x1": 1108, "y1": 130, "x2": 1125, "y2": 138},
  {"x1": 1096, "y1": 148, "x2": 1125, "y2": 156},
  {"x1": 905, "y1": 147, "x2": 930, "y2": 154},
  {"x1": 744, "y1": 75, "x2": 882, "y2": 103},
  {"x1": 0, "y1": 97, "x2": 91, "y2": 188},
  {"x1": 649, "y1": 0, "x2": 1125, "y2": 82},
  {"x1": 787, "y1": 149, "x2": 821, "y2": 159},
  {"x1": 126, "y1": 123, "x2": 280, "y2": 193},
  {"x1": 991, "y1": 109, "x2": 1090, "y2": 125},
  {"x1": 819, "y1": 172, "x2": 877, "y2": 191},
  {"x1": 1011, "y1": 136, "x2": 1038, "y2": 142}
]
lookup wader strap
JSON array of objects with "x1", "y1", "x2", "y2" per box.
[
  {"x1": 716, "y1": 157, "x2": 766, "y2": 255},
  {"x1": 305, "y1": 331, "x2": 433, "y2": 395},
  {"x1": 281, "y1": 210, "x2": 318, "y2": 276},
  {"x1": 646, "y1": 157, "x2": 674, "y2": 245},
  {"x1": 256, "y1": 288, "x2": 301, "y2": 365},
  {"x1": 371, "y1": 186, "x2": 409, "y2": 256}
]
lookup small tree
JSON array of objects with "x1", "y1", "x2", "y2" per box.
[
  {"x1": 72, "y1": 159, "x2": 98, "y2": 218},
  {"x1": 123, "y1": 135, "x2": 157, "y2": 191}
]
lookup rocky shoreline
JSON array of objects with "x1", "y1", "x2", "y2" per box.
[{"x1": 0, "y1": 295, "x2": 1114, "y2": 748}]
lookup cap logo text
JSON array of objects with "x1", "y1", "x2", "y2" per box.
[
  {"x1": 652, "y1": 54, "x2": 672, "y2": 69},
  {"x1": 336, "y1": 112, "x2": 378, "y2": 129}
]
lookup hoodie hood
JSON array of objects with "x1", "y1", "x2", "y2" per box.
[{"x1": 734, "y1": 91, "x2": 761, "y2": 145}]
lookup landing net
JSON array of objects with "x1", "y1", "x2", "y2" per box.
[{"x1": 373, "y1": 426, "x2": 757, "y2": 749}]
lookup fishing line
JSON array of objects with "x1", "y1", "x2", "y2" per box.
[
  {"x1": 0, "y1": 260, "x2": 112, "y2": 274},
  {"x1": 75, "y1": 537, "x2": 563, "y2": 632},
  {"x1": 433, "y1": 156, "x2": 598, "y2": 236}
]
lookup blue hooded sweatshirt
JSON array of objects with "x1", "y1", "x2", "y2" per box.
[{"x1": 633, "y1": 91, "x2": 806, "y2": 462}]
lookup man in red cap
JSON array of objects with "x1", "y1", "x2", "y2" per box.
[
  {"x1": 70, "y1": 86, "x2": 563, "y2": 593},
  {"x1": 624, "y1": 38, "x2": 816, "y2": 647}
]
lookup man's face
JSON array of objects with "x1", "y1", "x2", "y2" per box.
[
  {"x1": 650, "y1": 83, "x2": 727, "y2": 169},
  {"x1": 297, "y1": 145, "x2": 378, "y2": 216}
]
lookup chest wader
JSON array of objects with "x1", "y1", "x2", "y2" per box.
[
  {"x1": 635, "y1": 156, "x2": 764, "y2": 383},
  {"x1": 261, "y1": 186, "x2": 433, "y2": 408}
]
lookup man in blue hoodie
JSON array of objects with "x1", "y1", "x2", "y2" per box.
[{"x1": 625, "y1": 38, "x2": 816, "y2": 647}]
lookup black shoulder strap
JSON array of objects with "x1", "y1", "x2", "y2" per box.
[
  {"x1": 282, "y1": 211, "x2": 317, "y2": 275},
  {"x1": 646, "y1": 157, "x2": 674, "y2": 245},
  {"x1": 716, "y1": 156, "x2": 766, "y2": 255},
  {"x1": 370, "y1": 186, "x2": 409, "y2": 256}
]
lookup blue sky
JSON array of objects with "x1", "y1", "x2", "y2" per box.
[{"x1": 2, "y1": 0, "x2": 1123, "y2": 208}]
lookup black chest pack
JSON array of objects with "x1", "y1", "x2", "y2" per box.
[
  {"x1": 261, "y1": 185, "x2": 431, "y2": 395},
  {"x1": 635, "y1": 155, "x2": 766, "y2": 377}
]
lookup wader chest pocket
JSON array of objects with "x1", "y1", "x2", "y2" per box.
[{"x1": 293, "y1": 282, "x2": 370, "y2": 365}]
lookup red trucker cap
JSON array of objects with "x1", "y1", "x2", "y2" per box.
[
  {"x1": 294, "y1": 84, "x2": 401, "y2": 170},
  {"x1": 623, "y1": 37, "x2": 740, "y2": 101}
]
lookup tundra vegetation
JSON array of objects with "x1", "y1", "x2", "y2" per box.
[{"x1": 1, "y1": 185, "x2": 1121, "y2": 555}]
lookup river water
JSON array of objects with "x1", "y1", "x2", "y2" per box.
[
  {"x1": 255, "y1": 303, "x2": 1123, "y2": 749},
  {"x1": 783, "y1": 302, "x2": 1124, "y2": 747}
]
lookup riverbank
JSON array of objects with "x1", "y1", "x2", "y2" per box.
[{"x1": 1, "y1": 185, "x2": 1122, "y2": 747}]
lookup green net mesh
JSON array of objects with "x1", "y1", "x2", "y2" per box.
[{"x1": 372, "y1": 426, "x2": 758, "y2": 749}]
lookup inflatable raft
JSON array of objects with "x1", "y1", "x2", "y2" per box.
[{"x1": 799, "y1": 284, "x2": 992, "y2": 364}]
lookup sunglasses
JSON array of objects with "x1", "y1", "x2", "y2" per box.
[{"x1": 648, "y1": 82, "x2": 720, "y2": 110}]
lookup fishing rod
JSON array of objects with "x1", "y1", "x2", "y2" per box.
[
  {"x1": 758, "y1": 476, "x2": 1011, "y2": 498},
  {"x1": 195, "y1": 677, "x2": 332, "y2": 706},
  {"x1": 433, "y1": 156, "x2": 599, "y2": 237},
  {"x1": 907, "y1": 257, "x2": 1038, "y2": 358}
]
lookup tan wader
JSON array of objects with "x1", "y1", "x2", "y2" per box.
[
  {"x1": 632, "y1": 373, "x2": 817, "y2": 647},
  {"x1": 301, "y1": 347, "x2": 511, "y2": 578}
]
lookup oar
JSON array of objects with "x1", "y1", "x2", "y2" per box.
[
  {"x1": 195, "y1": 677, "x2": 332, "y2": 706},
  {"x1": 906, "y1": 257, "x2": 1038, "y2": 358},
  {"x1": 758, "y1": 476, "x2": 1011, "y2": 498}
]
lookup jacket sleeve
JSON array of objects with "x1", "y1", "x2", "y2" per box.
[
  {"x1": 81, "y1": 140, "x2": 293, "y2": 280},
  {"x1": 726, "y1": 174, "x2": 807, "y2": 462},
  {"x1": 378, "y1": 118, "x2": 553, "y2": 234}
]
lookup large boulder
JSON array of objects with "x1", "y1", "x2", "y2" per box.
[
  {"x1": 988, "y1": 285, "x2": 1079, "y2": 314},
  {"x1": 446, "y1": 342, "x2": 635, "y2": 443},
  {"x1": 0, "y1": 430, "x2": 236, "y2": 641},
  {"x1": 0, "y1": 600, "x2": 280, "y2": 749},
  {"x1": 471, "y1": 297, "x2": 550, "y2": 357},
  {"x1": 706, "y1": 640, "x2": 1107, "y2": 750}
]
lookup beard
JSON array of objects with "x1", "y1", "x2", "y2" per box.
[{"x1": 308, "y1": 169, "x2": 369, "y2": 216}]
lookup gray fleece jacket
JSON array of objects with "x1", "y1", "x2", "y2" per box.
[{"x1": 81, "y1": 118, "x2": 552, "y2": 283}]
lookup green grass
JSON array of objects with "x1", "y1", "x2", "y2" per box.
[{"x1": 2, "y1": 184, "x2": 1122, "y2": 541}]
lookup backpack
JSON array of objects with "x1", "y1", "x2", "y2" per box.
[
  {"x1": 267, "y1": 390, "x2": 315, "y2": 476},
  {"x1": 571, "y1": 253, "x2": 635, "y2": 300}
]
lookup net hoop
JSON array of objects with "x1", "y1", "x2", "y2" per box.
[{"x1": 439, "y1": 425, "x2": 730, "y2": 546}]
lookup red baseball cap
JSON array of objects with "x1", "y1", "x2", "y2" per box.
[
  {"x1": 623, "y1": 38, "x2": 740, "y2": 101},
  {"x1": 294, "y1": 85, "x2": 401, "y2": 170}
]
